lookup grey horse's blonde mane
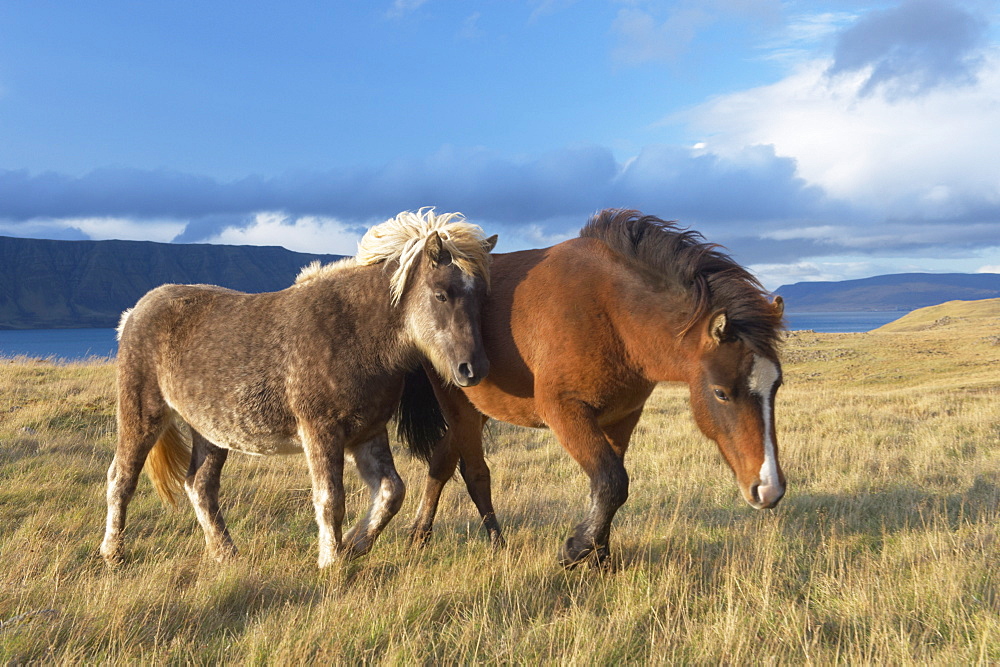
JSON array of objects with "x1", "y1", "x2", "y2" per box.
[
  {"x1": 295, "y1": 208, "x2": 493, "y2": 304},
  {"x1": 295, "y1": 257, "x2": 357, "y2": 285}
]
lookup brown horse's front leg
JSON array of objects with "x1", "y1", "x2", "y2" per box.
[
  {"x1": 544, "y1": 401, "x2": 630, "y2": 569},
  {"x1": 411, "y1": 386, "x2": 503, "y2": 547},
  {"x1": 559, "y1": 456, "x2": 628, "y2": 569},
  {"x1": 410, "y1": 431, "x2": 461, "y2": 546},
  {"x1": 458, "y1": 452, "x2": 505, "y2": 548},
  {"x1": 341, "y1": 430, "x2": 405, "y2": 559}
]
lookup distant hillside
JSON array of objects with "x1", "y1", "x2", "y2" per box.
[
  {"x1": 0, "y1": 236, "x2": 344, "y2": 329},
  {"x1": 874, "y1": 298, "x2": 1000, "y2": 333},
  {"x1": 775, "y1": 273, "x2": 1000, "y2": 312}
]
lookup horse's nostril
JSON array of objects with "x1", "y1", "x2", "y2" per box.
[
  {"x1": 750, "y1": 483, "x2": 762, "y2": 505},
  {"x1": 458, "y1": 362, "x2": 473, "y2": 380}
]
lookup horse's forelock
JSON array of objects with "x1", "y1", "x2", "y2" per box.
[{"x1": 357, "y1": 208, "x2": 492, "y2": 305}]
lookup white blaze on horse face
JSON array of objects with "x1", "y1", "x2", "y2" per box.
[{"x1": 749, "y1": 354, "x2": 781, "y2": 490}]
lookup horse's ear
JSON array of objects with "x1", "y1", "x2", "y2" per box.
[
  {"x1": 771, "y1": 295, "x2": 784, "y2": 318},
  {"x1": 484, "y1": 234, "x2": 498, "y2": 253},
  {"x1": 424, "y1": 232, "x2": 452, "y2": 268},
  {"x1": 708, "y1": 311, "x2": 729, "y2": 344}
]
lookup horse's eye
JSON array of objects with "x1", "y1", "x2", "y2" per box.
[
  {"x1": 435, "y1": 291, "x2": 447, "y2": 302},
  {"x1": 713, "y1": 388, "x2": 730, "y2": 402}
]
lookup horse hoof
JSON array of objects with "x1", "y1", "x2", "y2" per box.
[
  {"x1": 99, "y1": 543, "x2": 126, "y2": 567},
  {"x1": 558, "y1": 538, "x2": 610, "y2": 570},
  {"x1": 409, "y1": 528, "x2": 433, "y2": 548},
  {"x1": 340, "y1": 532, "x2": 374, "y2": 561},
  {"x1": 209, "y1": 545, "x2": 239, "y2": 563},
  {"x1": 558, "y1": 537, "x2": 590, "y2": 568}
]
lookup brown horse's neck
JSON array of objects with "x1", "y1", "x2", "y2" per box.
[{"x1": 612, "y1": 289, "x2": 702, "y2": 384}]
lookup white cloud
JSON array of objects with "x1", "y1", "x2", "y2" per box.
[
  {"x1": 677, "y1": 49, "x2": 1000, "y2": 220},
  {"x1": 201, "y1": 212, "x2": 361, "y2": 256},
  {"x1": 759, "y1": 11, "x2": 858, "y2": 64},
  {"x1": 978, "y1": 265, "x2": 1000, "y2": 273},
  {"x1": 611, "y1": 0, "x2": 782, "y2": 64},
  {"x1": 749, "y1": 259, "x2": 879, "y2": 290},
  {"x1": 458, "y1": 12, "x2": 483, "y2": 40},
  {"x1": 72, "y1": 217, "x2": 188, "y2": 242},
  {"x1": 1, "y1": 217, "x2": 186, "y2": 243}
]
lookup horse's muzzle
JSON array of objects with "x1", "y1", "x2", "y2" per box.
[
  {"x1": 746, "y1": 480, "x2": 785, "y2": 509},
  {"x1": 453, "y1": 359, "x2": 489, "y2": 387}
]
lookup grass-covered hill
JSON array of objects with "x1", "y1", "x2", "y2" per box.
[
  {"x1": 0, "y1": 235, "x2": 344, "y2": 329},
  {"x1": 1, "y1": 301, "x2": 999, "y2": 661},
  {"x1": 874, "y1": 297, "x2": 1000, "y2": 333}
]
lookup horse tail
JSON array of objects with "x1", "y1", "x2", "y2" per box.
[
  {"x1": 144, "y1": 419, "x2": 191, "y2": 507},
  {"x1": 395, "y1": 367, "x2": 448, "y2": 463}
]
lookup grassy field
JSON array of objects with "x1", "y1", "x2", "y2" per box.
[{"x1": 1, "y1": 300, "x2": 999, "y2": 662}]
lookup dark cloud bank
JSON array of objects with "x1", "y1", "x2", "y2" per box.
[
  {"x1": 0, "y1": 145, "x2": 844, "y2": 254},
  {"x1": 827, "y1": 0, "x2": 988, "y2": 97},
  {"x1": 2, "y1": 140, "x2": 997, "y2": 265}
]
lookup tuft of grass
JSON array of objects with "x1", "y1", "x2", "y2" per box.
[{"x1": 1, "y1": 304, "x2": 999, "y2": 662}]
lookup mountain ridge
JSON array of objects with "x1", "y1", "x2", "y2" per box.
[
  {"x1": 0, "y1": 235, "x2": 345, "y2": 329},
  {"x1": 774, "y1": 272, "x2": 1000, "y2": 312},
  {"x1": 4, "y1": 236, "x2": 1000, "y2": 327}
]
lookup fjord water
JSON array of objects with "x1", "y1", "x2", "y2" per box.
[
  {"x1": 0, "y1": 312, "x2": 904, "y2": 361},
  {"x1": 0, "y1": 328, "x2": 118, "y2": 360},
  {"x1": 784, "y1": 311, "x2": 904, "y2": 333}
]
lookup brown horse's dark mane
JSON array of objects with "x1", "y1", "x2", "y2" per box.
[{"x1": 579, "y1": 209, "x2": 784, "y2": 358}]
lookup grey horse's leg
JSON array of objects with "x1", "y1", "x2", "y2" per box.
[
  {"x1": 299, "y1": 422, "x2": 347, "y2": 568},
  {"x1": 100, "y1": 388, "x2": 168, "y2": 565},
  {"x1": 184, "y1": 431, "x2": 237, "y2": 562},
  {"x1": 342, "y1": 429, "x2": 406, "y2": 559}
]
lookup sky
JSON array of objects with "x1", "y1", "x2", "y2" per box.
[{"x1": 1, "y1": 0, "x2": 999, "y2": 290}]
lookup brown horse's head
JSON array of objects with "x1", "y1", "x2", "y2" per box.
[
  {"x1": 687, "y1": 297, "x2": 786, "y2": 509},
  {"x1": 402, "y1": 230, "x2": 498, "y2": 387}
]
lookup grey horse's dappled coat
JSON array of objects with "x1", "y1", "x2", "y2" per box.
[{"x1": 100, "y1": 210, "x2": 497, "y2": 568}]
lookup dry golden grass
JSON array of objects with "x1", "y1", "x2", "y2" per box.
[{"x1": 1, "y1": 300, "x2": 999, "y2": 662}]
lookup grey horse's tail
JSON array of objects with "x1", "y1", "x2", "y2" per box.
[{"x1": 145, "y1": 420, "x2": 191, "y2": 507}]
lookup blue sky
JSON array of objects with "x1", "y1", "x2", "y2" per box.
[{"x1": 1, "y1": 0, "x2": 999, "y2": 289}]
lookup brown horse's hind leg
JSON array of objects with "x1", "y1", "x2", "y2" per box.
[
  {"x1": 544, "y1": 402, "x2": 638, "y2": 569},
  {"x1": 341, "y1": 430, "x2": 405, "y2": 559},
  {"x1": 184, "y1": 431, "x2": 237, "y2": 562},
  {"x1": 100, "y1": 389, "x2": 169, "y2": 566}
]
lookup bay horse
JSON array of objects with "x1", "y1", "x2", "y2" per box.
[
  {"x1": 398, "y1": 209, "x2": 786, "y2": 567},
  {"x1": 100, "y1": 209, "x2": 498, "y2": 568}
]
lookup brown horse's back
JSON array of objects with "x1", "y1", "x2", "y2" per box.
[{"x1": 461, "y1": 237, "x2": 659, "y2": 429}]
